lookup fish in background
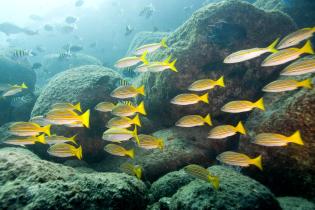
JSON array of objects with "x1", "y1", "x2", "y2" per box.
[
  {"x1": 102, "y1": 127, "x2": 140, "y2": 145},
  {"x1": 10, "y1": 94, "x2": 34, "y2": 108},
  {"x1": 184, "y1": 164, "x2": 219, "y2": 190},
  {"x1": 59, "y1": 50, "x2": 72, "y2": 60},
  {"x1": 125, "y1": 25, "x2": 134, "y2": 36},
  {"x1": 12, "y1": 49, "x2": 35, "y2": 59},
  {"x1": 134, "y1": 38, "x2": 168, "y2": 56},
  {"x1": 32, "y1": 63, "x2": 42, "y2": 70},
  {"x1": 43, "y1": 24, "x2": 54, "y2": 32},
  {"x1": 115, "y1": 52, "x2": 148, "y2": 68},
  {"x1": 65, "y1": 16, "x2": 78, "y2": 24},
  {"x1": 104, "y1": 144, "x2": 134, "y2": 159},
  {"x1": 0, "y1": 22, "x2": 38, "y2": 36},
  {"x1": 75, "y1": 0, "x2": 84, "y2": 7},
  {"x1": 45, "y1": 134, "x2": 78, "y2": 145},
  {"x1": 51, "y1": 102, "x2": 82, "y2": 112},
  {"x1": 139, "y1": 3, "x2": 155, "y2": 19},
  {"x1": 120, "y1": 162, "x2": 142, "y2": 179},
  {"x1": 48, "y1": 143, "x2": 82, "y2": 160},
  {"x1": 136, "y1": 134, "x2": 164, "y2": 150},
  {"x1": 60, "y1": 24, "x2": 77, "y2": 34},
  {"x1": 30, "y1": 115, "x2": 51, "y2": 126},
  {"x1": 1, "y1": 83, "x2": 28, "y2": 97},
  {"x1": 95, "y1": 102, "x2": 116, "y2": 112}
]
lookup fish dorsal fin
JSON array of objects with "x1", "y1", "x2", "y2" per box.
[{"x1": 119, "y1": 79, "x2": 129, "y2": 86}]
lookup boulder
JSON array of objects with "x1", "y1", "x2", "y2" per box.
[
  {"x1": 238, "y1": 75, "x2": 315, "y2": 201},
  {"x1": 136, "y1": 0, "x2": 296, "y2": 127},
  {"x1": 277, "y1": 197, "x2": 315, "y2": 210},
  {"x1": 31, "y1": 65, "x2": 122, "y2": 162},
  {"x1": 0, "y1": 147, "x2": 148, "y2": 210},
  {"x1": 149, "y1": 165, "x2": 281, "y2": 210},
  {"x1": 254, "y1": 0, "x2": 315, "y2": 28}
]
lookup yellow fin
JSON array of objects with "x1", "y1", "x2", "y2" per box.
[
  {"x1": 297, "y1": 78, "x2": 312, "y2": 89},
  {"x1": 267, "y1": 38, "x2": 279, "y2": 53},
  {"x1": 140, "y1": 51, "x2": 149, "y2": 65},
  {"x1": 199, "y1": 93, "x2": 209, "y2": 104},
  {"x1": 74, "y1": 102, "x2": 82, "y2": 112},
  {"x1": 21, "y1": 83, "x2": 28, "y2": 89},
  {"x1": 133, "y1": 126, "x2": 140, "y2": 145},
  {"x1": 288, "y1": 130, "x2": 304, "y2": 145},
  {"x1": 132, "y1": 114, "x2": 141, "y2": 127},
  {"x1": 214, "y1": 76, "x2": 225, "y2": 87},
  {"x1": 74, "y1": 146, "x2": 83, "y2": 160},
  {"x1": 80, "y1": 110, "x2": 90, "y2": 128},
  {"x1": 36, "y1": 134, "x2": 46, "y2": 144},
  {"x1": 42, "y1": 124, "x2": 51, "y2": 136},
  {"x1": 136, "y1": 101, "x2": 146, "y2": 115},
  {"x1": 69, "y1": 134, "x2": 78, "y2": 145},
  {"x1": 158, "y1": 139, "x2": 164, "y2": 151},
  {"x1": 208, "y1": 176, "x2": 220, "y2": 190},
  {"x1": 163, "y1": 55, "x2": 172, "y2": 64},
  {"x1": 126, "y1": 149, "x2": 135, "y2": 159},
  {"x1": 235, "y1": 121, "x2": 246, "y2": 135},
  {"x1": 135, "y1": 166, "x2": 142, "y2": 179},
  {"x1": 204, "y1": 114, "x2": 212, "y2": 126},
  {"x1": 137, "y1": 85, "x2": 145, "y2": 96},
  {"x1": 251, "y1": 155, "x2": 263, "y2": 171},
  {"x1": 169, "y1": 59, "x2": 178, "y2": 72},
  {"x1": 300, "y1": 40, "x2": 314, "y2": 55},
  {"x1": 160, "y1": 37, "x2": 168, "y2": 48},
  {"x1": 253, "y1": 98, "x2": 265, "y2": 111}
]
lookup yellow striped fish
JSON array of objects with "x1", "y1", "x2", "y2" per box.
[
  {"x1": 45, "y1": 109, "x2": 90, "y2": 128},
  {"x1": 104, "y1": 144, "x2": 134, "y2": 159},
  {"x1": 111, "y1": 101, "x2": 146, "y2": 117},
  {"x1": 115, "y1": 51, "x2": 148, "y2": 68},
  {"x1": 134, "y1": 37, "x2": 168, "y2": 55},
  {"x1": 9, "y1": 122, "x2": 51, "y2": 137},
  {"x1": 137, "y1": 134, "x2": 164, "y2": 150},
  {"x1": 4, "y1": 134, "x2": 46, "y2": 146},
  {"x1": 263, "y1": 78, "x2": 312, "y2": 92},
  {"x1": 175, "y1": 114, "x2": 212, "y2": 127},
  {"x1": 262, "y1": 40, "x2": 314, "y2": 67},
  {"x1": 184, "y1": 164, "x2": 219, "y2": 190},
  {"x1": 208, "y1": 121, "x2": 246, "y2": 139},
  {"x1": 171, "y1": 93, "x2": 209, "y2": 105},
  {"x1": 135, "y1": 63, "x2": 149, "y2": 73},
  {"x1": 106, "y1": 114, "x2": 141, "y2": 128},
  {"x1": 253, "y1": 130, "x2": 304, "y2": 147},
  {"x1": 277, "y1": 27, "x2": 315, "y2": 49},
  {"x1": 102, "y1": 126, "x2": 140, "y2": 145},
  {"x1": 188, "y1": 76, "x2": 225, "y2": 92},
  {"x1": 111, "y1": 85, "x2": 145, "y2": 99},
  {"x1": 224, "y1": 38, "x2": 279, "y2": 63},
  {"x1": 221, "y1": 98, "x2": 265, "y2": 113},
  {"x1": 95, "y1": 102, "x2": 116, "y2": 112},
  {"x1": 2, "y1": 83, "x2": 28, "y2": 97},
  {"x1": 48, "y1": 143, "x2": 82, "y2": 160},
  {"x1": 51, "y1": 102, "x2": 82, "y2": 112},
  {"x1": 280, "y1": 56, "x2": 315, "y2": 76},
  {"x1": 46, "y1": 134, "x2": 78, "y2": 145},
  {"x1": 120, "y1": 162, "x2": 142, "y2": 179},
  {"x1": 216, "y1": 151, "x2": 262, "y2": 170},
  {"x1": 30, "y1": 115, "x2": 50, "y2": 126},
  {"x1": 146, "y1": 58, "x2": 178, "y2": 73}
]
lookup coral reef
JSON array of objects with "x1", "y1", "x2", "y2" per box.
[{"x1": 277, "y1": 197, "x2": 315, "y2": 210}]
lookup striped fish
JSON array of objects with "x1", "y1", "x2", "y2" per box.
[
  {"x1": 45, "y1": 109, "x2": 90, "y2": 128},
  {"x1": 120, "y1": 162, "x2": 142, "y2": 179},
  {"x1": 4, "y1": 134, "x2": 46, "y2": 146},
  {"x1": 102, "y1": 126, "x2": 140, "y2": 145},
  {"x1": 175, "y1": 114, "x2": 212, "y2": 127},
  {"x1": 48, "y1": 143, "x2": 82, "y2": 160},
  {"x1": 171, "y1": 93, "x2": 209, "y2": 105},
  {"x1": 188, "y1": 76, "x2": 225, "y2": 92},
  {"x1": 184, "y1": 164, "x2": 219, "y2": 190},
  {"x1": 208, "y1": 121, "x2": 246, "y2": 139},
  {"x1": 111, "y1": 101, "x2": 146, "y2": 117},
  {"x1": 216, "y1": 151, "x2": 262, "y2": 170},
  {"x1": 110, "y1": 85, "x2": 145, "y2": 99},
  {"x1": 277, "y1": 27, "x2": 315, "y2": 49},
  {"x1": 95, "y1": 102, "x2": 116, "y2": 112},
  {"x1": 106, "y1": 114, "x2": 141, "y2": 128},
  {"x1": 115, "y1": 52, "x2": 148, "y2": 68},
  {"x1": 262, "y1": 40, "x2": 314, "y2": 67},
  {"x1": 135, "y1": 63, "x2": 149, "y2": 73},
  {"x1": 30, "y1": 115, "x2": 51, "y2": 126},
  {"x1": 51, "y1": 102, "x2": 82, "y2": 112},
  {"x1": 13, "y1": 49, "x2": 33, "y2": 58},
  {"x1": 134, "y1": 37, "x2": 168, "y2": 55},
  {"x1": 146, "y1": 58, "x2": 177, "y2": 73},
  {"x1": 263, "y1": 78, "x2": 312, "y2": 92},
  {"x1": 104, "y1": 144, "x2": 134, "y2": 158},
  {"x1": 2, "y1": 83, "x2": 28, "y2": 97},
  {"x1": 9, "y1": 122, "x2": 51, "y2": 137},
  {"x1": 253, "y1": 130, "x2": 304, "y2": 146},
  {"x1": 280, "y1": 56, "x2": 315, "y2": 76},
  {"x1": 137, "y1": 134, "x2": 164, "y2": 150},
  {"x1": 221, "y1": 98, "x2": 265, "y2": 113},
  {"x1": 46, "y1": 134, "x2": 78, "y2": 145}
]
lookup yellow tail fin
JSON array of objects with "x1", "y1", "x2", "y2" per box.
[
  {"x1": 288, "y1": 130, "x2": 304, "y2": 145},
  {"x1": 80, "y1": 110, "x2": 90, "y2": 128},
  {"x1": 135, "y1": 166, "x2": 142, "y2": 179},
  {"x1": 74, "y1": 146, "x2": 83, "y2": 160},
  {"x1": 251, "y1": 155, "x2": 263, "y2": 170},
  {"x1": 127, "y1": 149, "x2": 135, "y2": 159},
  {"x1": 36, "y1": 134, "x2": 46, "y2": 144},
  {"x1": 133, "y1": 126, "x2": 140, "y2": 145},
  {"x1": 204, "y1": 114, "x2": 212, "y2": 126},
  {"x1": 163, "y1": 55, "x2": 172, "y2": 64},
  {"x1": 235, "y1": 121, "x2": 246, "y2": 135},
  {"x1": 140, "y1": 51, "x2": 149, "y2": 65},
  {"x1": 158, "y1": 139, "x2": 164, "y2": 151},
  {"x1": 209, "y1": 176, "x2": 220, "y2": 190},
  {"x1": 69, "y1": 134, "x2": 78, "y2": 145},
  {"x1": 199, "y1": 93, "x2": 209, "y2": 104},
  {"x1": 136, "y1": 101, "x2": 146, "y2": 115},
  {"x1": 42, "y1": 124, "x2": 51, "y2": 136},
  {"x1": 74, "y1": 102, "x2": 82, "y2": 112},
  {"x1": 297, "y1": 78, "x2": 312, "y2": 89},
  {"x1": 253, "y1": 98, "x2": 265, "y2": 111},
  {"x1": 137, "y1": 85, "x2": 145, "y2": 96},
  {"x1": 132, "y1": 114, "x2": 141, "y2": 127},
  {"x1": 169, "y1": 59, "x2": 178, "y2": 72},
  {"x1": 21, "y1": 82, "x2": 28, "y2": 89},
  {"x1": 215, "y1": 76, "x2": 225, "y2": 87},
  {"x1": 300, "y1": 40, "x2": 314, "y2": 55},
  {"x1": 267, "y1": 38, "x2": 279, "y2": 53},
  {"x1": 160, "y1": 37, "x2": 168, "y2": 48}
]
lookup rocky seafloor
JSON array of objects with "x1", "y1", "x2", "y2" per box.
[{"x1": 1, "y1": 0, "x2": 315, "y2": 209}]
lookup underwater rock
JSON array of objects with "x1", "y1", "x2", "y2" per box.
[
  {"x1": 31, "y1": 65, "x2": 122, "y2": 161},
  {"x1": 0, "y1": 147, "x2": 148, "y2": 210},
  {"x1": 136, "y1": 0, "x2": 296, "y2": 127},
  {"x1": 277, "y1": 197, "x2": 315, "y2": 210},
  {"x1": 254, "y1": 0, "x2": 315, "y2": 28},
  {"x1": 150, "y1": 165, "x2": 281, "y2": 210},
  {"x1": 238, "y1": 77, "x2": 315, "y2": 201},
  {"x1": 38, "y1": 53, "x2": 102, "y2": 86},
  {"x1": 0, "y1": 56, "x2": 36, "y2": 126}
]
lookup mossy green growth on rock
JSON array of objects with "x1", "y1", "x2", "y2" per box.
[{"x1": 277, "y1": 197, "x2": 315, "y2": 210}]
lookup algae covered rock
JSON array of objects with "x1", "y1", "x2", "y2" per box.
[
  {"x1": 238, "y1": 78, "x2": 315, "y2": 201},
  {"x1": 0, "y1": 147, "x2": 148, "y2": 210},
  {"x1": 277, "y1": 197, "x2": 315, "y2": 210},
  {"x1": 137, "y1": 0, "x2": 295, "y2": 127},
  {"x1": 150, "y1": 165, "x2": 281, "y2": 210},
  {"x1": 31, "y1": 65, "x2": 122, "y2": 161}
]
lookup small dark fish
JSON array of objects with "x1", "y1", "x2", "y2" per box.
[
  {"x1": 59, "y1": 51, "x2": 72, "y2": 60},
  {"x1": 32, "y1": 62, "x2": 42, "y2": 70},
  {"x1": 44, "y1": 24, "x2": 54, "y2": 32},
  {"x1": 0, "y1": 22, "x2": 38, "y2": 36},
  {"x1": 125, "y1": 25, "x2": 134, "y2": 36},
  {"x1": 60, "y1": 25, "x2": 77, "y2": 34},
  {"x1": 139, "y1": 3, "x2": 155, "y2": 19},
  {"x1": 75, "y1": 0, "x2": 84, "y2": 7},
  {"x1": 65, "y1": 16, "x2": 78, "y2": 24},
  {"x1": 70, "y1": 45, "x2": 83, "y2": 53},
  {"x1": 12, "y1": 49, "x2": 34, "y2": 58}
]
